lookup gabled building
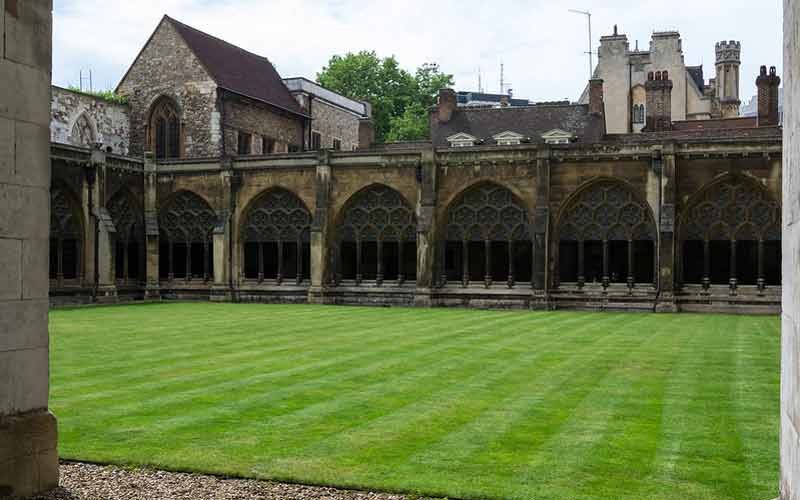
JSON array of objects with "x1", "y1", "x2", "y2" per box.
[{"x1": 580, "y1": 27, "x2": 742, "y2": 134}]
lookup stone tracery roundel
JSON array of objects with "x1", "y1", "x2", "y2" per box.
[
  {"x1": 340, "y1": 185, "x2": 416, "y2": 243},
  {"x1": 158, "y1": 191, "x2": 217, "y2": 243},
  {"x1": 445, "y1": 182, "x2": 530, "y2": 242},
  {"x1": 681, "y1": 178, "x2": 780, "y2": 241},
  {"x1": 558, "y1": 181, "x2": 655, "y2": 241},
  {"x1": 242, "y1": 188, "x2": 311, "y2": 242}
]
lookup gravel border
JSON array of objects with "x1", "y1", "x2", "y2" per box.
[{"x1": 26, "y1": 461, "x2": 417, "y2": 500}]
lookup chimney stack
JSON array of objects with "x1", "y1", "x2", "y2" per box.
[
  {"x1": 499, "y1": 95, "x2": 509, "y2": 107},
  {"x1": 756, "y1": 65, "x2": 781, "y2": 127},
  {"x1": 358, "y1": 118, "x2": 375, "y2": 149},
  {"x1": 589, "y1": 78, "x2": 604, "y2": 115},
  {"x1": 437, "y1": 88, "x2": 457, "y2": 123},
  {"x1": 644, "y1": 70, "x2": 673, "y2": 132}
]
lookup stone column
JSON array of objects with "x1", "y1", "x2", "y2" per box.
[
  {"x1": 415, "y1": 148, "x2": 437, "y2": 307},
  {"x1": 309, "y1": 150, "x2": 332, "y2": 303},
  {"x1": 655, "y1": 144, "x2": 677, "y2": 312},
  {"x1": 143, "y1": 153, "x2": 160, "y2": 299},
  {"x1": 211, "y1": 163, "x2": 238, "y2": 301},
  {"x1": 91, "y1": 148, "x2": 117, "y2": 302},
  {"x1": 0, "y1": 1, "x2": 59, "y2": 496},
  {"x1": 533, "y1": 148, "x2": 550, "y2": 298},
  {"x1": 782, "y1": 1, "x2": 800, "y2": 498}
]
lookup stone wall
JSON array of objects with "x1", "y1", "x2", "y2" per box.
[
  {"x1": 782, "y1": 1, "x2": 800, "y2": 497},
  {"x1": 116, "y1": 18, "x2": 220, "y2": 158},
  {"x1": 222, "y1": 94, "x2": 304, "y2": 156},
  {"x1": 309, "y1": 98, "x2": 361, "y2": 151},
  {"x1": 50, "y1": 85, "x2": 130, "y2": 155},
  {"x1": 0, "y1": 0, "x2": 59, "y2": 496}
]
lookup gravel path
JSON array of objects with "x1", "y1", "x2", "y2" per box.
[{"x1": 27, "y1": 462, "x2": 414, "y2": 500}]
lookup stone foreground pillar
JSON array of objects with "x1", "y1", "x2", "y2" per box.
[
  {"x1": 782, "y1": 1, "x2": 800, "y2": 498},
  {"x1": 0, "y1": 0, "x2": 59, "y2": 496}
]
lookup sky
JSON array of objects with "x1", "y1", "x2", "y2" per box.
[{"x1": 53, "y1": 0, "x2": 783, "y2": 105}]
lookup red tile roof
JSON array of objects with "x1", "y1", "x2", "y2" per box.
[{"x1": 166, "y1": 16, "x2": 307, "y2": 118}]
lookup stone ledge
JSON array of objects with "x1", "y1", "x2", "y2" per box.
[{"x1": 0, "y1": 410, "x2": 58, "y2": 498}]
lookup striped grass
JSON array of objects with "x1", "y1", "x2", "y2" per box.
[{"x1": 49, "y1": 303, "x2": 779, "y2": 500}]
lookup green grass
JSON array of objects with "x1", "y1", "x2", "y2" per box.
[{"x1": 49, "y1": 303, "x2": 779, "y2": 500}]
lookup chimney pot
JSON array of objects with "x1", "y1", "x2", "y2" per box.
[
  {"x1": 756, "y1": 65, "x2": 781, "y2": 126},
  {"x1": 437, "y1": 88, "x2": 457, "y2": 123}
]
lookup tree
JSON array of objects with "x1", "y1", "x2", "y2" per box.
[{"x1": 317, "y1": 53, "x2": 453, "y2": 142}]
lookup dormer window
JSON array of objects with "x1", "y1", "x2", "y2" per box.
[
  {"x1": 447, "y1": 132, "x2": 479, "y2": 148},
  {"x1": 541, "y1": 129, "x2": 574, "y2": 145},
  {"x1": 492, "y1": 130, "x2": 525, "y2": 146}
]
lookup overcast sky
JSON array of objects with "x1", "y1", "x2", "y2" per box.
[{"x1": 53, "y1": 0, "x2": 783, "y2": 104}]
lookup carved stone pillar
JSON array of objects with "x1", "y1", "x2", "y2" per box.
[
  {"x1": 211, "y1": 163, "x2": 238, "y2": 301},
  {"x1": 415, "y1": 148, "x2": 437, "y2": 307},
  {"x1": 655, "y1": 144, "x2": 678, "y2": 312},
  {"x1": 91, "y1": 148, "x2": 117, "y2": 302},
  {"x1": 309, "y1": 151, "x2": 332, "y2": 304},
  {"x1": 143, "y1": 153, "x2": 160, "y2": 299},
  {"x1": 533, "y1": 148, "x2": 550, "y2": 295}
]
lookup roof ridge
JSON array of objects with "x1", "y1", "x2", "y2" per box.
[{"x1": 164, "y1": 15, "x2": 276, "y2": 68}]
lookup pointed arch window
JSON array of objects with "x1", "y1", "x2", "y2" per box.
[
  {"x1": 50, "y1": 184, "x2": 84, "y2": 285},
  {"x1": 556, "y1": 180, "x2": 656, "y2": 288},
  {"x1": 241, "y1": 188, "x2": 312, "y2": 284},
  {"x1": 70, "y1": 113, "x2": 96, "y2": 148},
  {"x1": 441, "y1": 182, "x2": 532, "y2": 288},
  {"x1": 679, "y1": 178, "x2": 780, "y2": 290},
  {"x1": 336, "y1": 185, "x2": 417, "y2": 285},
  {"x1": 158, "y1": 191, "x2": 216, "y2": 282},
  {"x1": 149, "y1": 97, "x2": 181, "y2": 159},
  {"x1": 108, "y1": 191, "x2": 144, "y2": 284}
]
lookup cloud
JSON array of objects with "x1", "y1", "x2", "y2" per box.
[{"x1": 53, "y1": 0, "x2": 782, "y2": 102}]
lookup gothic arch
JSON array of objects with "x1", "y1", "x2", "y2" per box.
[
  {"x1": 148, "y1": 95, "x2": 182, "y2": 159},
  {"x1": 440, "y1": 181, "x2": 532, "y2": 286},
  {"x1": 50, "y1": 181, "x2": 85, "y2": 283},
  {"x1": 555, "y1": 178, "x2": 657, "y2": 287},
  {"x1": 158, "y1": 190, "x2": 217, "y2": 281},
  {"x1": 108, "y1": 189, "x2": 145, "y2": 283},
  {"x1": 335, "y1": 183, "x2": 417, "y2": 284},
  {"x1": 678, "y1": 174, "x2": 780, "y2": 287},
  {"x1": 69, "y1": 112, "x2": 97, "y2": 148},
  {"x1": 240, "y1": 187, "x2": 312, "y2": 283}
]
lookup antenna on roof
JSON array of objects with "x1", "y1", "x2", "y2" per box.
[
  {"x1": 499, "y1": 62, "x2": 511, "y2": 95},
  {"x1": 568, "y1": 9, "x2": 594, "y2": 79},
  {"x1": 79, "y1": 67, "x2": 93, "y2": 92}
]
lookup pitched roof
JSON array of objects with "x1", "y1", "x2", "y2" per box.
[
  {"x1": 431, "y1": 103, "x2": 605, "y2": 147},
  {"x1": 686, "y1": 65, "x2": 706, "y2": 94},
  {"x1": 165, "y1": 16, "x2": 307, "y2": 118}
]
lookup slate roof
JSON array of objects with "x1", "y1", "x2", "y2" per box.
[
  {"x1": 686, "y1": 65, "x2": 706, "y2": 94},
  {"x1": 165, "y1": 16, "x2": 307, "y2": 118},
  {"x1": 431, "y1": 103, "x2": 605, "y2": 147}
]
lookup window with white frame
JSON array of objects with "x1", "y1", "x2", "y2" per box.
[{"x1": 447, "y1": 132, "x2": 478, "y2": 148}]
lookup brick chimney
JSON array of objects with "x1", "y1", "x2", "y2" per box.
[
  {"x1": 437, "y1": 88, "x2": 457, "y2": 123},
  {"x1": 499, "y1": 95, "x2": 510, "y2": 107},
  {"x1": 644, "y1": 70, "x2": 673, "y2": 132},
  {"x1": 358, "y1": 118, "x2": 375, "y2": 149},
  {"x1": 589, "y1": 78, "x2": 604, "y2": 115},
  {"x1": 756, "y1": 65, "x2": 781, "y2": 127}
]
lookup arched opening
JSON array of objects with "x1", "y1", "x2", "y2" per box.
[
  {"x1": 50, "y1": 183, "x2": 84, "y2": 284},
  {"x1": 679, "y1": 177, "x2": 781, "y2": 289},
  {"x1": 70, "y1": 113, "x2": 96, "y2": 148},
  {"x1": 441, "y1": 182, "x2": 532, "y2": 287},
  {"x1": 241, "y1": 188, "x2": 311, "y2": 284},
  {"x1": 336, "y1": 185, "x2": 417, "y2": 285},
  {"x1": 556, "y1": 180, "x2": 656, "y2": 288},
  {"x1": 158, "y1": 191, "x2": 216, "y2": 282},
  {"x1": 108, "y1": 190, "x2": 145, "y2": 284},
  {"x1": 148, "y1": 96, "x2": 181, "y2": 159}
]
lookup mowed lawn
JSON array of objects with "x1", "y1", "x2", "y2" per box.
[{"x1": 49, "y1": 303, "x2": 779, "y2": 500}]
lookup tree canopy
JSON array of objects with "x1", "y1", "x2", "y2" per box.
[{"x1": 316, "y1": 52, "x2": 453, "y2": 143}]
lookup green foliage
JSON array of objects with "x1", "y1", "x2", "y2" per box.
[
  {"x1": 317, "y1": 53, "x2": 453, "y2": 142},
  {"x1": 50, "y1": 303, "x2": 779, "y2": 500},
  {"x1": 67, "y1": 86, "x2": 128, "y2": 105}
]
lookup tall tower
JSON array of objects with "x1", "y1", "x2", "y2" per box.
[{"x1": 715, "y1": 40, "x2": 741, "y2": 118}]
